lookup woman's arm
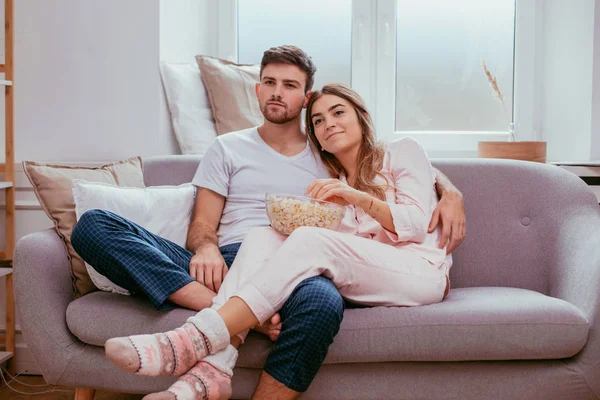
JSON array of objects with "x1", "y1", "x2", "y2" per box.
[
  {"x1": 374, "y1": 138, "x2": 436, "y2": 243},
  {"x1": 356, "y1": 193, "x2": 396, "y2": 233},
  {"x1": 307, "y1": 138, "x2": 435, "y2": 243}
]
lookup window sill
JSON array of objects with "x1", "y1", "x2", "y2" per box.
[{"x1": 382, "y1": 131, "x2": 511, "y2": 158}]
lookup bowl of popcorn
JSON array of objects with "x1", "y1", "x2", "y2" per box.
[{"x1": 265, "y1": 193, "x2": 346, "y2": 235}]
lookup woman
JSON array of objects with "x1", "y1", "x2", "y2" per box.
[{"x1": 105, "y1": 84, "x2": 452, "y2": 400}]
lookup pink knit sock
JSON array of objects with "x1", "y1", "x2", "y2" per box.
[
  {"x1": 142, "y1": 345, "x2": 238, "y2": 400},
  {"x1": 105, "y1": 308, "x2": 230, "y2": 376}
]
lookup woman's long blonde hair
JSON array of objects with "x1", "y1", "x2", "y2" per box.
[{"x1": 305, "y1": 84, "x2": 389, "y2": 200}]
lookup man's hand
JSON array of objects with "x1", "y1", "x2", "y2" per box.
[
  {"x1": 428, "y1": 191, "x2": 466, "y2": 254},
  {"x1": 189, "y1": 245, "x2": 228, "y2": 292},
  {"x1": 186, "y1": 188, "x2": 227, "y2": 292}
]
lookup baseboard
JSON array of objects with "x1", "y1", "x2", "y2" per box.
[
  {"x1": 0, "y1": 336, "x2": 41, "y2": 375},
  {"x1": 11, "y1": 344, "x2": 41, "y2": 375}
]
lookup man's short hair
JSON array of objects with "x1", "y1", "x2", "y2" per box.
[{"x1": 260, "y1": 45, "x2": 317, "y2": 93}]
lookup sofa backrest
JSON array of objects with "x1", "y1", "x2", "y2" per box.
[
  {"x1": 143, "y1": 155, "x2": 598, "y2": 295},
  {"x1": 432, "y1": 159, "x2": 596, "y2": 294},
  {"x1": 143, "y1": 155, "x2": 203, "y2": 187}
]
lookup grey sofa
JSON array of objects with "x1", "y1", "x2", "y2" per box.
[{"x1": 13, "y1": 156, "x2": 600, "y2": 400}]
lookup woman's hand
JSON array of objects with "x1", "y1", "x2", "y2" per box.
[{"x1": 305, "y1": 178, "x2": 368, "y2": 207}]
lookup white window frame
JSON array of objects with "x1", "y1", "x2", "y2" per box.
[
  {"x1": 217, "y1": 0, "x2": 238, "y2": 62},
  {"x1": 218, "y1": 0, "x2": 541, "y2": 157}
]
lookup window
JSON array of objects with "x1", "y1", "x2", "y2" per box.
[
  {"x1": 220, "y1": 0, "x2": 533, "y2": 155},
  {"x1": 394, "y1": 0, "x2": 515, "y2": 133},
  {"x1": 237, "y1": 0, "x2": 352, "y2": 89}
]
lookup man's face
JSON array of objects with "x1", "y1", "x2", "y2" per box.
[{"x1": 255, "y1": 63, "x2": 308, "y2": 124}]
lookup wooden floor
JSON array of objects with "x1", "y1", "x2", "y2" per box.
[{"x1": 0, "y1": 374, "x2": 144, "y2": 400}]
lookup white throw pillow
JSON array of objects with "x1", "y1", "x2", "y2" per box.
[
  {"x1": 72, "y1": 180, "x2": 196, "y2": 295},
  {"x1": 160, "y1": 61, "x2": 218, "y2": 155}
]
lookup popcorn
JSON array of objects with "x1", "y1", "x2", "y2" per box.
[{"x1": 266, "y1": 194, "x2": 345, "y2": 235}]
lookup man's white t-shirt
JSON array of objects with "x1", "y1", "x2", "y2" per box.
[{"x1": 192, "y1": 127, "x2": 331, "y2": 246}]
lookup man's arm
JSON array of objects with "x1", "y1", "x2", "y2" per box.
[
  {"x1": 186, "y1": 187, "x2": 228, "y2": 292},
  {"x1": 433, "y1": 167, "x2": 461, "y2": 198},
  {"x1": 429, "y1": 167, "x2": 466, "y2": 254}
]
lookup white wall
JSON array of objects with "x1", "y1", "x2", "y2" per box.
[{"x1": 14, "y1": 0, "x2": 181, "y2": 163}]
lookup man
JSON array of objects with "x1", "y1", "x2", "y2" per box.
[{"x1": 71, "y1": 45, "x2": 465, "y2": 399}]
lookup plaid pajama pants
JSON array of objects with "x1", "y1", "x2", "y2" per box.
[{"x1": 71, "y1": 209, "x2": 344, "y2": 392}]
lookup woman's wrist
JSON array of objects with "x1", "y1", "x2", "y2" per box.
[{"x1": 358, "y1": 192, "x2": 373, "y2": 211}]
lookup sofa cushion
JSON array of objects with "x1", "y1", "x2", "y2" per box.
[
  {"x1": 159, "y1": 62, "x2": 218, "y2": 155},
  {"x1": 72, "y1": 180, "x2": 196, "y2": 295},
  {"x1": 67, "y1": 287, "x2": 589, "y2": 367},
  {"x1": 23, "y1": 157, "x2": 145, "y2": 298},
  {"x1": 195, "y1": 55, "x2": 263, "y2": 135}
]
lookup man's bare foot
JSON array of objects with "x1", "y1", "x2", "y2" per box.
[{"x1": 253, "y1": 313, "x2": 281, "y2": 341}]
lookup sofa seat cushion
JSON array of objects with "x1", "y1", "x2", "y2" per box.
[{"x1": 67, "y1": 287, "x2": 589, "y2": 367}]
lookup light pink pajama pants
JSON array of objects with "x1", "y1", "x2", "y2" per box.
[{"x1": 212, "y1": 226, "x2": 447, "y2": 339}]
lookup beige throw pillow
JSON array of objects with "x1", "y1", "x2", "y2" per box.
[
  {"x1": 196, "y1": 55, "x2": 264, "y2": 135},
  {"x1": 23, "y1": 157, "x2": 145, "y2": 298}
]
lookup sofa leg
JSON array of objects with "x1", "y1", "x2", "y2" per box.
[{"x1": 74, "y1": 387, "x2": 96, "y2": 400}]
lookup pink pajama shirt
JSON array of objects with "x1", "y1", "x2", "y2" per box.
[{"x1": 211, "y1": 138, "x2": 452, "y2": 332}]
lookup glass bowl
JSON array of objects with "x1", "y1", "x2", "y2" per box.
[{"x1": 265, "y1": 193, "x2": 346, "y2": 235}]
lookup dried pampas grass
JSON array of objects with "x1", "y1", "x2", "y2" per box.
[
  {"x1": 481, "y1": 60, "x2": 515, "y2": 141},
  {"x1": 481, "y1": 60, "x2": 506, "y2": 112}
]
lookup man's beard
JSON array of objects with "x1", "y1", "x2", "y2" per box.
[{"x1": 261, "y1": 102, "x2": 301, "y2": 124}]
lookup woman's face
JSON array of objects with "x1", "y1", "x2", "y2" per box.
[{"x1": 310, "y1": 94, "x2": 363, "y2": 156}]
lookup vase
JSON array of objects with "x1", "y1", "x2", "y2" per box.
[{"x1": 477, "y1": 141, "x2": 547, "y2": 163}]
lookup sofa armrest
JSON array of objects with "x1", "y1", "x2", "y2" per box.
[
  {"x1": 549, "y1": 205, "x2": 600, "y2": 394},
  {"x1": 14, "y1": 228, "x2": 86, "y2": 384}
]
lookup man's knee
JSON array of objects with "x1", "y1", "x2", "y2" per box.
[
  {"x1": 286, "y1": 276, "x2": 344, "y2": 331},
  {"x1": 264, "y1": 276, "x2": 343, "y2": 393},
  {"x1": 71, "y1": 209, "x2": 116, "y2": 252}
]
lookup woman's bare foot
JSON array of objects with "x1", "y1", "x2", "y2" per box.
[{"x1": 252, "y1": 313, "x2": 281, "y2": 341}]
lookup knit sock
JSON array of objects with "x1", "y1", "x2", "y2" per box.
[
  {"x1": 105, "y1": 308, "x2": 230, "y2": 376},
  {"x1": 142, "y1": 345, "x2": 238, "y2": 400}
]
